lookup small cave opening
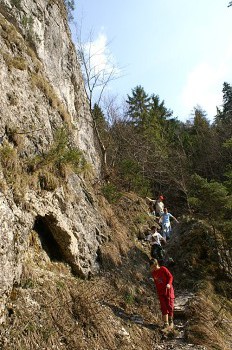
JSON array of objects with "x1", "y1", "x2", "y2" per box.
[
  {"x1": 96, "y1": 247, "x2": 103, "y2": 264},
  {"x1": 33, "y1": 216, "x2": 64, "y2": 262}
]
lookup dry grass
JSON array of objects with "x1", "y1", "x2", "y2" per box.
[
  {"x1": 0, "y1": 15, "x2": 24, "y2": 51},
  {"x1": 0, "y1": 226, "x2": 161, "y2": 350},
  {"x1": 185, "y1": 283, "x2": 232, "y2": 350},
  {"x1": 0, "y1": 13, "x2": 40, "y2": 73},
  {"x1": 30, "y1": 72, "x2": 72, "y2": 126},
  {"x1": 0, "y1": 127, "x2": 90, "y2": 203},
  {"x1": 2, "y1": 193, "x2": 231, "y2": 349},
  {"x1": 0, "y1": 141, "x2": 27, "y2": 203},
  {"x1": 2, "y1": 52, "x2": 28, "y2": 71}
]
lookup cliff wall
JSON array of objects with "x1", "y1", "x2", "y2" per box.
[{"x1": 0, "y1": 0, "x2": 108, "y2": 324}]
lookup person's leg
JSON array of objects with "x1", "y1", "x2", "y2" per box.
[
  {"x1": 167, "y1": 297, "x2": 175, "y2": 328},
  {"x1": 157, "y1": 245, "x2": 164, "y2": 258},
  {"x1": 165, "y1": 223, "x2": 172, "y2": 240},
  {"x1": 161, "y1": 225, "x2": 166, "y2": 239},
  {"x1": 162, "y1": 314, "x2": 168, "y2": 324},
  {"x1": 159, "y1": 296, "x2": 169, "y2": 328},
  {"x1": 151, "y1": 245, "x2": 158, "y2": 258}
]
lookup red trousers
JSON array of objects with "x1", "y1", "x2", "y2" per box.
[{"x1": 159, "y1": 294, "x2": 174, "y2": 316}]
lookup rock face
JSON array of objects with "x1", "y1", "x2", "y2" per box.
[{"x1": 0, "y1": 0, "x2": 107, "y2": 323}]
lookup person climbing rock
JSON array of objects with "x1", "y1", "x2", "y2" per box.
[
  {"x1": 155, "y1": 195, "x2": 164, "y2": 217},
  {"x1": 145, "y1": 196, "x2": 156, "y2": 216},
  {"x1": 146, "y1": 226, "x2": 166, "y2": 263},
  {"x1": 146, "y1": 195, "x2": 164, "y2": 217},
  {"x1": 149, "y1": 258, "x2": 175, "y2": 331},
  {"x1": 159, "y1": 207, "x2": 179, "y2": 240}
]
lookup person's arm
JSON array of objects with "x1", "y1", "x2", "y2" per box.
[
  {"x1": 158, "y1": 233, "x2": 166, "y2": 244},
  {"x1": 172, "y1": 216, "x2": 179, "y2": 223},
  {"x1": 146, "y1": 233, "x2": 152, "y2": 242},
  {"x1": 170, "y1": 213, "x2": 179, "y2": 223},
  {"x1": 163, "y1": 266, "x2": 173, "y2": 288}
]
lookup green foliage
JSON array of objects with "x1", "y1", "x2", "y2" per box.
[
  {"x1": 22, "y1": 278, "x2": 35, "y2": 289},
  {"x1": 101, "y1": 183, "x2": 122, "y2": 203},
  {"x1": 117, "y1": 159, "x2": 150, "y2": 196},
  {"x1": 92, "y1": 103, "x2": 110, "y2": 145},
  {"x1": 224, "y1": 169, "x2": 232, "y2": 193},
  {"x1": 215, "y1": 82, "x2": 232, "y2": 140},
  {"x1": 56, "y1": 280, "x2": 65, "y2": 291},
  {"x1": 64, "y1": 0, "x2": 75, "y2": 21},
  {"x1": 126, "y1": 85, "x2": 150, "y2": 127},
  {"x1": 21, "y1": 15, "x2": 33, "y2": 30},
  {"x1": 21, "y1": 15, "x2": 41, "y2": 44},
  {"x1": 133, "y1": 212, "x2": 150, "y2": 225},
  {"x1": 124, "y1": 292, "x2": 135, "y2": 305},
  {"x1": 223, "y1": 137, "x2": 232, "y2": 149},
  {"x1": 0, "y1": 128, "x2": 88, "y2": 196},
  {"x1": 29, "y1": 128, "x2": 87, "y2": 176},
  {"x1": 10, "y1": 0, "x2": 21, "y2": 9},
  {"x1": 188, "y1": 174, "x2": 231, "y2": 219}
]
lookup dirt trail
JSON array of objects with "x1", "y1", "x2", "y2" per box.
[
  {"x1": 157, "y1": 292, "x2": 207, "y2": 350},
  {"x1": 109, "y1": 291, "x2": 207, "y2": 350}
]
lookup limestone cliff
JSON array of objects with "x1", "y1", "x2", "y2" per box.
[{"x1": 0, "y1": 0, "x2": 109, "y2": 324}]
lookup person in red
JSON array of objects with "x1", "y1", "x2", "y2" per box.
[{"x1": 150, "y1": 258, "x2": 175, "y2": 330}]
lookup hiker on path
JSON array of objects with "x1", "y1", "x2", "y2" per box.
[
  {"x1": 146, "y1": 226, "x2": 166, "y2": 262},
  {"x1": 155, "y1": 196, "x2": 164, "y2": 217},
  {"x1": 146, "y1": 195, "x2": 164, "y2": 217},
  {"x1": 159, "y1": 207, "x2": 179, "y2": 240},
  {"x1": 150, "y1": 258, "x2": 175, "y2": 331}
]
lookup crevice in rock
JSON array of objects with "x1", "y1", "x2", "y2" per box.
[{"x1": 33, "y1": 215, "x2": 64, "y2": 262}]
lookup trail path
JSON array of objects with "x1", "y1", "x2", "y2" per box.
[
  {"x1": 156, "y1": 292, "x2": 207, "y2": 350},
  {"x1": 109, "y1": 291, "x2": 207, "y2": 350}
]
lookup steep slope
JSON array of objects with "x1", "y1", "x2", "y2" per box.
[
  {"x1": 2, "y1": 191, "x2": 230, "y2": 350},
  {"x1": 167, "y1": 218, "x2": 232, "y2": 349},
  {"x1": 0, "y1": 0, "x2": 120, "y2": 325},
  {"x1": 0, "y1": 2, "x2": 231, "y2": 350}
]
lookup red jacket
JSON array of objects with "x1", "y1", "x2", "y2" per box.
[{"x1": 151, "y1": 266, "x2": 175, "y2": 298}]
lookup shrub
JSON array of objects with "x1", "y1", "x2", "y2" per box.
[
  {"x1": 188, "y1": 174, "x2": 231, "y2": 220},
  {"x1": 124, "y1": 292, "x2": 135, "y2": 305},
  {"x1": 10, "y1": 0, "x2": 22, "y2": 9},
  {"x1": 101, "y1": 183, "x2": 122, "y2": 203},
  {"x1": 28, "y1": 127, "x2": 89, "y2": 189}
]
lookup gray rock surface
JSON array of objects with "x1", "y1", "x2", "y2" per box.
[{"x1": 0, "y1": 0, "x2": 107, "y2": 324}]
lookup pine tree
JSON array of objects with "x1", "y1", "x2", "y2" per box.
[
  {"x1": 215, "y1": 82, "x2": 232, "y2": 140},
  {"x1": 126, "y1": 86, "x2": 150, "y2": 127},
  {"x1": 222, "y1": 82, "x2": 232, "y2": 115},
  {"x1": 64, "y1": 0, "x2": 75, "y2": 21}
]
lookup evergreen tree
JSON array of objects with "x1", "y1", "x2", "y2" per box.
[
  {"x1": 64, "y1": 0, "x2": 75, "y2": 21},
  {"x1": 215, "y1": 82, "x2": 232, "y2": 127},
  {"x1": 222, "y1": 82, "x2": 232, "y2": 115},
  {"x1": 126, "y1": 86, "x2": 150, "y2": 127}
]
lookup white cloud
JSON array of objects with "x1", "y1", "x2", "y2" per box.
[
  {"x1": 83, "y1": 31, "x2": 120, "y2": 80},
  {"x1": 179, "y1": 44, "x2": 232, "y2": 120}
]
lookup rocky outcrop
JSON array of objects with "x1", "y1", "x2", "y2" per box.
[{"x1": 0, "y1": 0, "x2": 108, "y2": 324}]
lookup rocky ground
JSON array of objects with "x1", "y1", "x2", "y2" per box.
[{"x1": 1, "y1": 193, "x2": 231, "y2": 349}]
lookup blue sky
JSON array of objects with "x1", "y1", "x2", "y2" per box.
[{"x1": 72, "y1": 1, "x2": 232, "y2": 122}]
